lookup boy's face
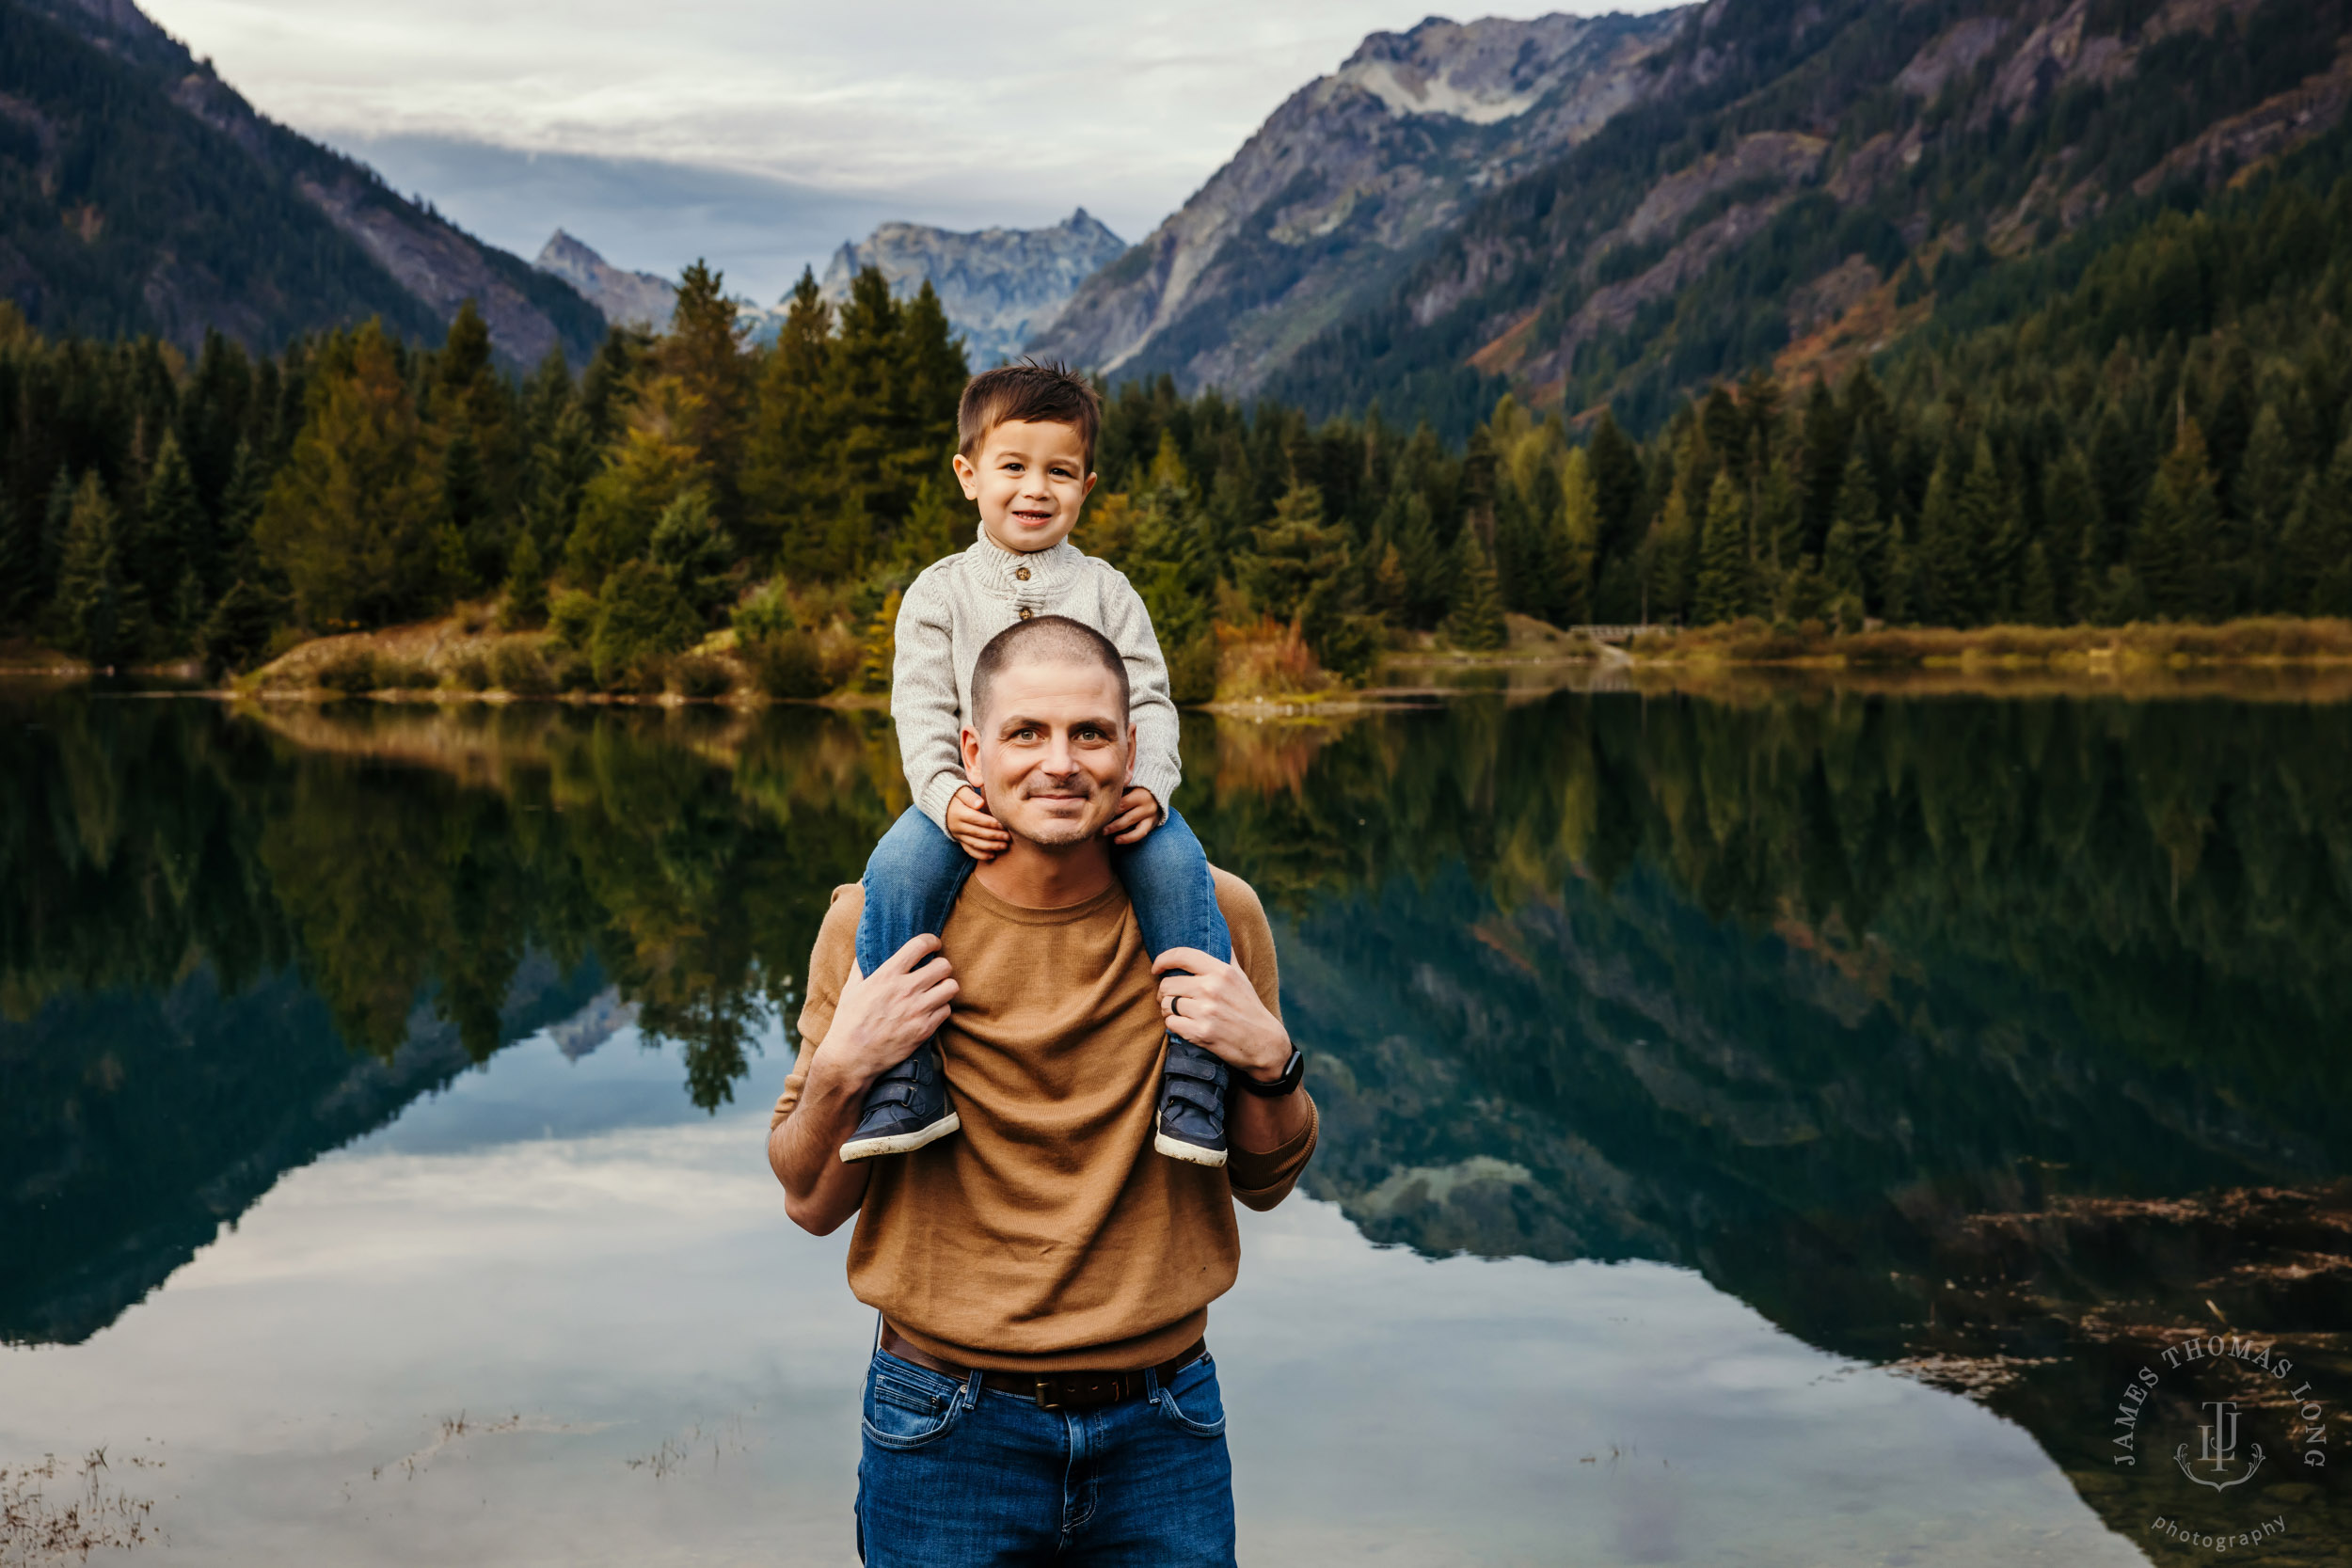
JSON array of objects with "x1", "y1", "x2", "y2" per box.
[{"x1": 951, "y1": 420, "x2": 1097, "y2": 554}]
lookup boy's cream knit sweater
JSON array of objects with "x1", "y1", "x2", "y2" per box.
[{"x1": 891, "y1": 527, "x2": 1183, "y2": 831}]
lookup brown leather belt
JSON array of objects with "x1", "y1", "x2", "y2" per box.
[{"x1": 881, "y1": 1323, "x2": 1206, "y2": 1410}]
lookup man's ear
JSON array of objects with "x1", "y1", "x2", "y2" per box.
[{"x1": 961, "y1": 724, "x2": 981, "y2": 785}]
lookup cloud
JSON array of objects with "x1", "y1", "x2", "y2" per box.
[{"x1": 137, "y1": 1, "x2": 1684, "y2": 290}]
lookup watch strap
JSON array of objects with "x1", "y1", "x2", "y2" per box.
[{"x1": 1239, "y1": 1048, "x2": 1305, "y2": 1098}]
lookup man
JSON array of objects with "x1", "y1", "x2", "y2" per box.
[{"x1": 767, "y1": 614, "x2": 1316, "y2": 1567}]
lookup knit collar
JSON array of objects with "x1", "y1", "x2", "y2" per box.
[{"x1": 965, "y1": 523, "x2": 1086, "y2": 597}]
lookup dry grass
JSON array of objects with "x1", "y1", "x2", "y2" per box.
[
  {"x1": 1214, "y1": 618, "x2": 1345, "y2": 703},
  {"x1": 1633, "y1": 617, "x2": 2352, "y2": 669},
  {"x1": 2, "y1": 1448, "x2": 159, "y2": 1564}
]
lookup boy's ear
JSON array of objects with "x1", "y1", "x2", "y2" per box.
[
  {"x1": 1083, "y1": 471, "x2": 1098, "y2": 500},
  {"x1": 951, "y1": 451, "x2": 980, "y2": 500}
]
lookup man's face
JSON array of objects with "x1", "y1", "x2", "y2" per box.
[
  {"x1": 951, "y1": 420, "x2": 1096, "y2": 554},
  {"x1": 961, "y1": 657, "x2": 1132, "y2": 847}
]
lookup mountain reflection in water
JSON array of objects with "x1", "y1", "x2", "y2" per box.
[{"x1": 4, "y1": 689, "x2": 2346, "y2": 1560}]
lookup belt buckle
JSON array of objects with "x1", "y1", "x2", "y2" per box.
[{"x1": 1033, "y1": 1378, "x2": 1063, "y2": 1411}]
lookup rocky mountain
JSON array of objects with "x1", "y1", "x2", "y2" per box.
[
  {"x1": 1026, "y1": 10, "x2": 1687, "y2": 394},
  {"x1": 0, "y1": 0, "x2": 601, "y2": 363},
  {"x1": 1262, "y1": 0, "x2": 2352, "y2": 434},
  {"x1": 533, "y1": 229, "x2": 675, "y2": 332},
  {"x1": 821, "y1": 208, "x2": 1125, "y2": 365}
]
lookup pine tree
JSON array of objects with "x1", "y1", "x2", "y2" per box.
[
  {"x1": 1692, "y1": 470, "x2": 1751, "y2": 625},
  {"x1": 2286, "y1": 439, "x2": 2352, "y2": 616},
  {"x1": 2233, "y1": 405, "x2": 2299, "y2": 612},
  {"x1": 1822, "y1": 515, "x2": 1863, "y2": 609},
  {"x1": 1440, "y1": 529, "x2": 1506, "y2": 650},
  {"x1": 1556, "y1": 447, "x2": 1598, "y2": 626},
  {"x1": 743, "y1": 268, "x2": 834, "y2": 566},
  {"x1": 55, "y1": 475, "x2": 126, "y2": 664},
  {"x1": 40, "y1": 468, "x2": 76, "y2": 602},
  {"x1": 1880, "y1": 522, "x2": 1915, "y2": 626},
  {"x1": 1391, "y1": 493, "x2": 1449, "y2": 629},
  {"x1": 0, "y1": 496, "x2": 24, "y2": 625},
  {"x1": 2019, "y1": 541, "x2": 2057, "y2": 626},
  {"x1": 1586, "y1": 408, "x2": 1645, "y2": 564},
  {"x1": 500, "y1": 528, "x2": 548, "y2": 630},
  {"x1": 1646, "y1": 482, "x2": 1697, "y2": 624},
  {"x1": 435, "y1": 520, "x2": 478, "y2": 601},
  {"x1": 648, "y1": 487, "x2": 738, "y2": 620},
  {"x1": 438, "y1": 420, "x2": 493, "y2": 582},
  {"x1": 256, "y1": 321, "x2": 443, "y2": 627},
  {"x1": 2040, "y1": 446, "x2": 2099, "y2": 623},
  {"x1": 660, "y1": 260, "x2": 753, "y2": 493},
  {"x1": 1916, "y1": 455, "x2": 1971, "y2": 627},
  {"x1": 1830, "y1": 451, "x2": 1884, "y2": 613},
  {"x1": 216, "y1": 437, "x2": 268, "y2": 578},
  {"x1": 1955, "y1": 437, "x2": 2008, "y2": 626},
  {"x1": 142, "y1": 430, "x2": 207, "y2": 621},
  {"x1": 2133, "y1": 418, "x2": 2221, "y2": 620},
  {"x1": 1797, "y1": 379, "x2": 1848, "y2": 556}
]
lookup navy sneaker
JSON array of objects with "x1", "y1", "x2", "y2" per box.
[
  {"x1": 1154, "y1": 1035, "x2": 1229, "y2": 1167},
  {"x1": 840, "y1": 1039, "x2": 960, "y2": 1162}
]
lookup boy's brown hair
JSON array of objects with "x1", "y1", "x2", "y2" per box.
[{"x1": 957, "y1": 359, "x2": 1102, "y2": 472}]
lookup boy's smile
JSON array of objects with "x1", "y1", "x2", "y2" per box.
[{"x1": 952, "y1": 418, "x2": 1097, "y2": 554}]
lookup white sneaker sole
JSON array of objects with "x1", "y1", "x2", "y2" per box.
[
  {"x1": 1154, "y1": 1132, "x2": 1229, "y2": 1168},
  {"x1": 840, "y1": 1111, "x2": 961, "y2": 1163}
]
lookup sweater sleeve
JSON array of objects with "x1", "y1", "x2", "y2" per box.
[
  {"x1": 771, "y1": 885, "x2": 863, "y2": 1132},
  {"x1": 891, "y1": 571, "x2": 970, "y2": 832},
  {"x1": 1214, "y1": 869, "x2": 1317, "y2": 1209},
  {"x1": 1095, "y1": 564, "x2": 1184, "y2": 816}
]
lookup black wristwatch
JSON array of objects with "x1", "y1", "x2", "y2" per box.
[{"x1": 1238, "y1": 1048, "x2": 1306, "y2": 1098}]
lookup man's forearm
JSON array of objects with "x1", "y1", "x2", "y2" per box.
[{"x1": 770, "y1": 1052, "x2": 875, "y2": 1235}]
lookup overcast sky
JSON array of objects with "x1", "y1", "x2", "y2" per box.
[{"x1": 135, "y1": 0, "x2": 1679, "y2": 301}]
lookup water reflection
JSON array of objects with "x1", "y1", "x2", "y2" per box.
[{"x1": 4, "y1": 689, "x2": 2347, "y2": 1560}]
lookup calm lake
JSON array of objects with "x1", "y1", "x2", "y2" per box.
[{"x1": 4, "y1": 683, "x2": 2346, "y2": 1566}]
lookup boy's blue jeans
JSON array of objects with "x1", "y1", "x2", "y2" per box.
[
  {"x1": 855, "y1": 1345, "x2": 1236, "y2": 1566},
  {"x1": 856, "y1": 798, "x2": 1232, "y2": 983}
]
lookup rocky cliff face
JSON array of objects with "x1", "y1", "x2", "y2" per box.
[
  {"x1": 1025, "y1": 10, "x2": 1687, "y2": 393},
  {"x1": 6, "y1": 0, "x2": 601, "y2": 363},
  {"x1": 533, "y1": 230, "x2": 676, "y2": 332},
  {"x1": 820, "y1": 208, "x2": 1125, "y2": 365}
]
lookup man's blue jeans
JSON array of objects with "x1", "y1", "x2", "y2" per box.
[
  {"x1": 855, "y1": 801, "x2": 1233, "y2": 980},
  {"x1": 855, "y1": 1346, "x2": 1236, "y2": 1566}
]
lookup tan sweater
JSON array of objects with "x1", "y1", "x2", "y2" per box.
[{"x1": 772, "y1": 868, "x2": 1316, "y2": 1371}]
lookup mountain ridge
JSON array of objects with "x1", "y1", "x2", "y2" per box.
[
  {"x1": 0, "y1": 0, "x2": 601, "y2": 364},
  {"x1": 1263, "y1": 0, "x2": 2352, "y2": 434},
  {"x1": 819, "y1": 208, "x2": 1125, "y2": 365},
  {"x1": 1027, "y1": 9, "x2": 1688, "y2": 395}
]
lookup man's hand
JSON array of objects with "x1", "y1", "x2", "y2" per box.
[
  {"x1": 1151, "y1": 947, "x2": 1290, "y2": 1082},
  {"x1": 769, "y1": 934, "x2": 958, "y2": 1235},
  {"x1": 827, "y1": 934, "x2": 960, "y2": 1086},
  {"x1": 946, "y1": 785, "x2": 1010, "y2": 862},
  {"x1": 1102, "y1": 785, "x2": 1161, "y2": 846}
]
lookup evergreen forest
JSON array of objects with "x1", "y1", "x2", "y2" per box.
[{"x1": 5, "y1": 111, "x2": 2352, "y2": 695}]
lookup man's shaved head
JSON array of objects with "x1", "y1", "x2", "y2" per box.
[{"x1": 970, "y1": 615, "x2": 1129, "y2": 732}]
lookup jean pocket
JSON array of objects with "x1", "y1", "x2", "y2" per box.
[
  {"x1": 1152, "y1": 1354, "x2": 1227, "y2": 1438},
  {"x1": 862, "y1": 1352, "x2": 966, "y2": 1451}
]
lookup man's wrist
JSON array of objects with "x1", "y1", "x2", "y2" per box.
[{"x1": 1245, "y1": 1032, "x2": 1295, "y2": 1083}]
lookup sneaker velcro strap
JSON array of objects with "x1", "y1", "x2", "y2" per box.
[
  {"x1": 1164, "y1": 1050, "x2": 1225, "y2": 1085},
  {"x1": 1164, "y1": 1077, "x2": 1225, "y2": 1116}
]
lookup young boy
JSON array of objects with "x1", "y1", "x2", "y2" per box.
[{"x1": 840, "y1": 361, "x2": 1233, "y2": 1167}]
